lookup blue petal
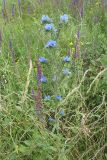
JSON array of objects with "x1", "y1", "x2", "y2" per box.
[
  {"x1": 44, "y1": 95, "x2": 51, "y2": 101},
  {"x1": 39, "y1": 57, "x2": 47, "y2": 63},
  {"x1": 45, "y1": 40, "x2": 57, "y2": 48},
  {"x1": 60, "y1": 109, "x2": 65, "y2": 116},
  {"x1": 41, "y1": 15, "x2": 51, "y2": 23},
  {"x1": 60, "y1": 14, "x2": 68, "y2": 22},
  {"x1": 63, "y1": 68, "x2": 71, "y2": 76},
  {"x1": 45, "y1": 24, "x2": 54, "y2": 31},
  {"x1": 63, "y1": 56, "x2": 71, "y2": 62},
  {"x1": 41, "y1": 76, "x2": 47, "y2": 82},
  {"x1": 56, "y1": 95, "x2": 62, "y2": 101}
]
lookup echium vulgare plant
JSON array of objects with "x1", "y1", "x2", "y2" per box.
[{"x1": 34, "y1": 13, "x2": 77, "y2": 123}]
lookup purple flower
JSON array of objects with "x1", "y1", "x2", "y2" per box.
[
  {"x1": 12, "y1": 4, "x2": 15, "y2": 16},
  {"x1": 80, "y1": 7, "x2": 83, "y2": 18},
  {"x1": 2, "y1": 9, "x2": 5, "y2": 18},
  {"x1": 9, "y1": 39, "x2": 15, "y2": 64},
  {"x1": 0, "y1": 31, "x2": 2, "y2": 46},
  {"x1": 56, "y1": 95, "x2": 62, "y2": 101},
  {"x1": 77, "y1": 30, "x2": 80, "y2": 39},
  {"x1": 63, "y1": 68, "x2": 71, "y2": 76},
  {"x1": 45, "y1": 23, "x2": 54, "y2": 31},
  {"x1": 27, "y1": 5, "x2": 31, "y2": 14},
  {"x1": 9, "y1": 39, "x2": 12, "y2": 49},
  {"x1": 39, "y1": 57, "x2": 47, "y2": 63},
  {"x1": 18, "y1": 0, "x2": 21, "y2": 5},
  {"x1": 45, "y1": 40, "x2": 57, "y2": 48},
  {"x1": 44, "y1": 95, "x2": 51, "y2": 101},
  {"x1": 37, "y1": 62, "x2": 42, "y2": 85},
  {"x1": 63, "y1": 56, "x2": 71, "y2": 62},
  {"x1": 74, "y1": 35, "x2": 80, "y2": 58},
  {"x1": 73, "y1": 0, "x2": 78, "y2": 5},
  {"x1": 60, "y1": 14, "x2": 68, "y2": 23},
  {"x1": 31, "y1": 89, "x2": 35, "y2": 96},
  {"x1": 36, "y1": 62, "x2": 43, "y2": 112},
  {"x1": 41, "y1": 15, "x2": 51, "y2": 23},
  {"x1": 41, "y1": 75, "x2": 47, "y2": 83}
]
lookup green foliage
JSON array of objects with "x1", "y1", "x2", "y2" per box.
[{"x1": 0, "y1": 0, "x2": 107, "y2": 160}]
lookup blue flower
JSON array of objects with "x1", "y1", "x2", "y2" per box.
[
  {"x1": 63, "y1": 56, "x2": 71, "y2": 62},
  {"x1": 48, "y1": 117, "x2": 56, "y2": 122},
  {"x1": 60, "y1": 109, "x2": 65, "y2": 116},
  {"x1": 56, "y1": 95, "x2": 62, "y2": 101},
  {"x1": 44, "y1": 95, "x2": 51, "y2": 101},
  {"x1": 45, "y1": 40, "x2": 57, "y2": 48},
  {"x1": 63, "y1": 68, "x2": 71, "y2": 76},
  {"x1": 41, "y1": 15, "x2": 51, "y2": 23},
  {"x1": 41, "y1": 75, "x2": 47, "y2": 83},
  {"x1": 60, "y1": 14, "x2": 68, "y2": 23},
  {"x1": 39, "y1": 57, "x2": 47, "y2": 63},
  {"x1": 52, "y1": 75, "x2": 58, "y2": 81},
  {"x1": 45, "y1": 23, "x2": 54, "y2": 31}
]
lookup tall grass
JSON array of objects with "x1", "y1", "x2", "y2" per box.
[{"x1": 0, "y1": 0, "x2": 107, "y2": 159}]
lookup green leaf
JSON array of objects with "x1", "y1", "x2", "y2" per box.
[
  {"x1": 101, "y1": 55, "x2": 107, "y2": 67},
  {"x1": 18, "y1": 145, "x2": 30, "y2": 155},
  {"x1": 24, "y1": 140, "x2": 33, "y2": 146}
]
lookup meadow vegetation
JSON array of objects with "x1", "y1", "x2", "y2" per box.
[{"x1": 0, "y1": 0, "x2": 107, "y2": 159}]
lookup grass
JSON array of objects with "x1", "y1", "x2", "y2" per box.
[{"x1": 0, "y1": 0, "x2": 107, "y2": 160}]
